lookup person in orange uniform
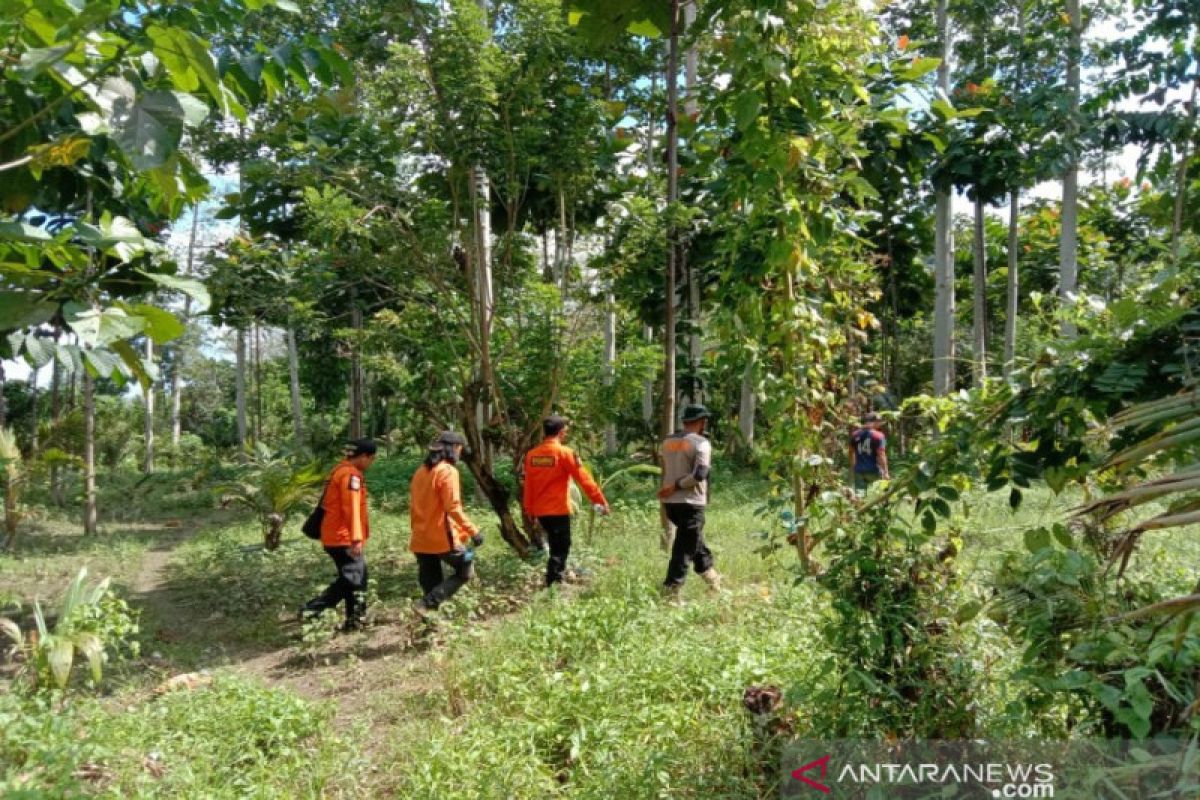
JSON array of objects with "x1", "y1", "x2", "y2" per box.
[
  {"x1": 409, "y1": 430, "x2": 482, "y2": 614},
  {"x1": 522, "y1": 415, "x2": 609, "y2": 587},
  {"x1": 301, "y1": 438, "x2": 377, "y2": 631}
]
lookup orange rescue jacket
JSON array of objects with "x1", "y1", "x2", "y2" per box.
[
  {"x1": 409, "y1": 461, "x2": 478, "y2": 554},
  {"x1": 522, "y1": 438, "x2": 606, "y2": 518},
  {"x1": 320, "y1": 460, "x2": 369, "y2": 547}
]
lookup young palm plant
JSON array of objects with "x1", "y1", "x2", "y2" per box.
[
  {"x1": 1, "y1": 568, "x2": 109, "y2": 692},
  {"x1": 221, "y1": 443, "x2": 324, "y2": 550},
  {"x1": 0, "y1": 427, "x2": 25, "y2": 550}
]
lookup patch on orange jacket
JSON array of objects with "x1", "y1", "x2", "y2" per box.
[
  {"x1": 664, "y1": 440, "x2": 691, "y2": 453},
  {"x1": 530, "y1": 456, "x2": 555, "y2": 467}
]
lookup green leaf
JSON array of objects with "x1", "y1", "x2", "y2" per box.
[
  {"x1": 1024, "y1": 527, "x2": 1051, "y2": 553},
  {"x1": 131, "y1": 304, "x2": 185, "y2": 343},
  {"x1": 138, "y1": 271, "x2": 211, "y2": 311},
  {"x1": 112, "y1": 339, "x2": 153, "y2": 390},
  {"x1": 148, "y1": 26, "x2": 223, "y2": 103},
  {"x1": 955, "y1": 600, "x2": 983, "y2": 624},
  {"x1": 48, "y1": 638, "x2": 74, "y2": 689},
  {"x1": 1009, "y1": 487, "x2": 1023, "y2": 510},
  {"x1": 74, "y1": 633, "x2": 103, "y2": 684},
  {"x1": 111, "y1": 91, "x2": 193, "y2": 170},
  {"x1": 0, "y1": 291, "x2": 56, "y2": 332},
  {"x1": 898, "y1": 57, "x2": 941, "y2": 82}
]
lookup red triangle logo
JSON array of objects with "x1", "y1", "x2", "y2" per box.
[{"x1": 792, "y1": 754, "x2": 832, "y2": 794}]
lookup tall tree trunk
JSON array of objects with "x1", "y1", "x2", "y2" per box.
[
  {"x1": 660, "y1": 0, "x2": 682, "y2": 552},
  {"x1": 143, "y1": 337, "x2": 154, "y2": 473},
  {"x1": 286, "y1": 325, "x2": 305, "y2": 447},
  {"x1": 350, "y1": 303, "x2": 364, "y2": 440},
  {"x1": 172, "y1": 203, "x2": 200, "y2": 454},
  {"x1": 683, "y1": 0, "x2": 702, "y2": 405},
  {"x1": 253, "y1": 323, "x2": 263, "y2": 444},
  {"x1": 0, "y1": 362, "x2": 6, "y2": 430},
  {"x1": 603, "y1": 289, "x2": 618, "y2": 456},
  {"x1": 170, "y1": 297, "x2": 190, "y2": 455},
  {"x1": 49, "y1": 352, "x2": 62, "y2": 505},
  {"x1": 556, "y1": 187, "x2": 569, "y2": 301},
  {"x1": 663, "y1": 0, "x2": 680, "y2": 436},
  {"x1": 474, "y1": 0, "x2": 495, "y2": 487},
  {"x1": 1004, "y1": 188, "x2": 1021, "y2": 377},
  {"x1": 28, "y1": 364, "x2": 39, "y2": 458},
  {"x1": 933, "y1": 0, "x2": 956, "y2": 395},
  {"x1": 738, "y1": 355, "x2": 756, "y2": 453},
  {"x1": 1172, "y1": 80, "x2": 1199, "y2": 259},
  {"x1": 972, "y1": 195, "x2": 988, "y2": 387},
  {"x1": 235, "y1": 327, "x2": 248, "y2": 460},
  {"x1": 642, "y1": 325, "x2": 654, "y2": 432},
  {"x1": 1059, "y1": 0, "x2": 1082, "y2": 339},
  {"x1": 83, "y1": 368, "x2": 97, "y2": 535}
]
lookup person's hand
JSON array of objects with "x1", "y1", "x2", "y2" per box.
[
  {"x1": 594, "y1": 504, "x2": 610, "y2": 516},
  {"x1": 656, "y1": 485, "x2": 674, "y2": 500},
  {"x1": 471, "y1": 532, "x2": 485, "y2": 548},
  {"x1": 350, "y1": 541, "x2": 364, "y2": 558}
]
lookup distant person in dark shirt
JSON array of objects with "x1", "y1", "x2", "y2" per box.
[{"x1": 849, "y1": 412, "x2": 889, "y2": 495}]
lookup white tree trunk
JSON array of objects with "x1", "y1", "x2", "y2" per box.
[
  {"x1": 287, "y1": 325, "x2": 305, "y2": 447},
  {"x1": 603, "y1": 290, "x2": 618, "y2": 455},
  {"x1": 171, "y1": 204, "x2": 200, "y2": 452},
  {"x1": 972, "y1": 196, "x2": 988, "y2": 387},
  {"x1": 642, "y1": 325, "x2": 654, "y2": 429},
  {"x1": 235, "y1": 327, "x2": 248, "y2": 459},
  {"x1": 1059, "y1": 0, "x2": 1081, "y2": 339},
  {"x1": 663, "y1": 0, "x2": 680, "y2": 437},
  {"x1": 1004, "y1": 189, "x2": 1020, "y2": 377},
  {"x1": 143, "y1": 337, "x2": 154, "y2": 473},
  {"x1": 933, "y1": 0, "x2": 956, "y2": 395},
  {"x1": 738, "y1": 356, "x2": 756, "y2": 451},
  {"x1": 350, "y1": 304, "x2": 364, "y2": 440},
  {"x1": 83, "y1": 368, "x2": 97, "y2": 535},
  {"x1": 684, "y1": 1, "x2": 702, "y2": 405}
]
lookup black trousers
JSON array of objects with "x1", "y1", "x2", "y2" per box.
[
  {"x1": 663, "y1": 503, "x2": 714, "y2": 587},
  {"x1": 538, "y1": 515, "x2": 572, "y2": 586},
  {"x1": 305, "y1": 546, "x2": 368, "y2": 625},
  {"x1": 415, "y1": 551, "x2": 473, "y2": 609}
]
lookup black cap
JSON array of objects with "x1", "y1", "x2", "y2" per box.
[
  {"x1": 862, "y1": 412, "x2": 881, "y2": 424},
  {"x1": 345, "y1": 438, "x2": 378, "y2": 457},
  {"x1": 543, "y1": 415, "x2": 568, "y2": 437},
  {"x1": 681, "y1": 404, "x2": 712, "y2": 423},
  {"x1": 430, "y1": 430, "x2": 467, "y2": 449}
]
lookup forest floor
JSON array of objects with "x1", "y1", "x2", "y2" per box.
[{"x1": 4, "y1": 472, "x2": 1200, "y2": 798}]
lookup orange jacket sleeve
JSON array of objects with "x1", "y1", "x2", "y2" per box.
[
  {"x1": 437, "y1": 465, "x2": 477, "y2": 545},
  {"x1": 343, "y1": 470, "x2": 365, "y2": 543},
  {"x1": 566, "y1": 450, "x2": 606, "y2": 507}
]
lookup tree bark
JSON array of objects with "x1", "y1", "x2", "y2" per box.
[
  {"x1": 350, "y1": 304, "x2": 364, "y2": 440},
  {"x1": 1004, "y1": 188, "x2": 1021, "y2": 377},
  {"x1": 972, "y1": 195, "x2": 988, "y2": 387},
  {"x1": 603, "y1": 289, "x2": 618, "y2": 456},
  {"x1": 253, "y1": 323, "x2": 263, "y2": 444},
  {"x1": 49, "y1": 352, "x2": 62, "y2": 505},
  {"x1": 1171, "y1": 80, "x2": 1199, "y2": 259},
  {"x1": 642, "y1": 324, "x2": 655, "y2": 432},
  {"x1": 83, "y1": 368, "x2": 97, "y2": 535},
  {"x1": 663, "y1": 0, "x2": 680, "y2": 436},
  {"x1": 1059, "y1": 0, "x2": 1082, "y2": 339},
  {"x1": 172, "y1": 203, "x2": 200, "y2": 453},
  {"x1": 235, "y1": 327, "x2": 248, "y2": 460},
  {"x1": 738, "y1": 355, "x2": 756, "y2": 453},
  {"x1": 28, "y1": 364, "x2": 39, "y2": 458},
  {"x1": 933, "y1": 0, "x2": 956, "y2": 395},
  {"x1": 143, "y1": 337, "x2": 154, "y2": 473},
  {"x1": 684, "y1": 0, "x2": 702, "y2": 405},
  {"x1": 287, "y1": 325, "x2": 305, "y2": 447}
]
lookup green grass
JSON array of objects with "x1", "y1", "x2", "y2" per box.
[{"x1": 6, "y1": 471, "x2": 1200, "y2": 798}]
